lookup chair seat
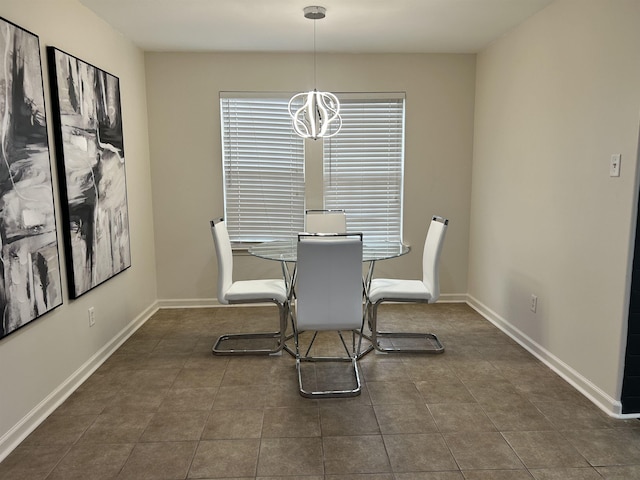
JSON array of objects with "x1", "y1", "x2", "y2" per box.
[
  {"x1": 225, "y1": 279, "x2": 288, "y2": 303},
  {"x1": 368, "y1": 278, "x2": 433, "y2": 303}
]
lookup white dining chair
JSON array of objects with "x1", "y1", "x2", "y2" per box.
[
  {"x1": 366, "y1": 215, "x2": 449, "y2": 353},
  {"x1": 293, "y1": 232, "x2": 364, "y2": 397},
  {"x1": 305, "y1": 209, "x2": 347, "y2": 233},
  {"x1": 210, "y1": 217, "x2": 289, "y2": 355}
]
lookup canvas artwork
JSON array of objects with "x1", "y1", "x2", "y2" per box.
[
  {"x1": 47, "y1": 47, "x2": 131, "y2": 298},
  {"x1": 0, "y1": 18, "x2": 63, "y2": 339}
]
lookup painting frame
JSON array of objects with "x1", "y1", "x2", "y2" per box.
[
  {"x1": 47, "y1": 47, "x2": 131, "y2": 299},
  {"x1": 0, "y1": 17, "x2": 63, "y2": 339}
]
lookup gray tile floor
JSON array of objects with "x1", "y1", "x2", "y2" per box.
[{"x1": 2, "y1": 303, "x2": 640, "y2": 479}]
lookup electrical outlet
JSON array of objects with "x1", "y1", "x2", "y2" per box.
[
  {"x1": 610, "y1": 154, "x2": 621, "y2": 177},
  {"x1": 530, "y1": 294, "x2": 538, "y2": 313},
  {"x1": 88, "y1": 307, "x2": 96, "y2": 327}
]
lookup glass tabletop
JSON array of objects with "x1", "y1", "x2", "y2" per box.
[{"x1": 248, "y1": 239, "x2": 410, "y2": 263}]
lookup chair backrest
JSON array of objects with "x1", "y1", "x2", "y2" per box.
[
  {"x1": 296, "y1": 233, "x2": 363, "y2": 331},
  {"x1": 305, "y1": 209, "x2": 347, "y2": 234},
  {"x1": 210, "y1": 218, "x2": 233, "y2": 305},
  {"x1": 422, "y1": 216, "x2": 449, "y2": 302}
]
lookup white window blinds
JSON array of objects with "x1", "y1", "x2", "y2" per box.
[
  {"x1": 323, "y1": 95, "x2": 405, "y2": 243},
  {"x1": 220, "y1": 95, "x2": 305, "y2": 243}
]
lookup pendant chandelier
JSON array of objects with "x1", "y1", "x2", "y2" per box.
[{"x1": 288, "y1": 6, "x2": 342, "y2": 140}]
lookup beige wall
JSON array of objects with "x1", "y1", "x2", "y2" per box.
[
  {"x1": 0, "y1": 0, "x2": 157, "y2": 456},
  {"x1": 469, "y1": 0, "x2": 640, "y2": 413},
  {"x1": 145, "y1": 52, "x2": 475, "y2": 304}
]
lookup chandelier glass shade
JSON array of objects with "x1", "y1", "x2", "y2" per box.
[{"x1": 289, "y1": 6, "x2": 342, "y2": 140}]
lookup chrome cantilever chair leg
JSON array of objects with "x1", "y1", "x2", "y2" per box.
[
  {"x1": 366, "y1": 298, "x2": 444, "y2": 354},
  {"x1": 293, "y1": 326, "x2": 363, "y2": 399},
  {"x1": 212, "y1": 298, "x2": 290, "y2": 355}
]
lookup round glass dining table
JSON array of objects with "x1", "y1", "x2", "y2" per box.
[{"x1": 248, "y1": 239, "x2": 410, "y2": 263}]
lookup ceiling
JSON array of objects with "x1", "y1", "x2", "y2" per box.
[{"x1": 79, "y1": 0, "x2": 555, "y2": 54}]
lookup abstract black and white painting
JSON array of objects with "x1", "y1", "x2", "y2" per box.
[
  {"x1": 0, "y1": 18, "x2": 63, "y2": 339},
  {"x1": 47, "y1": 47, "x2": 131, "y2": 298}
]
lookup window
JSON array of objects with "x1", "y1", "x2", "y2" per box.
[
  {"x1": 220, "y1": 94, "x2": 305, "y2": 243},
  {"x1": 324, "y1": 95, "x2": 405, "y2": 243},
  {"x1": 220, "y1": 92, "x2": 405, "y2": 245}
]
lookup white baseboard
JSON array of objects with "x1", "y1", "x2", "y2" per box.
[
  {"x1": 466, "y1": 295, "x2": 628, "y2": 418},
  {"x1": 0, "y1": 301, "x2": 159, "y2": 462},
  {"x1": 437, "y1": 293, "x2": 468, "y2": 303},
  {"x1": 157, "y1": 298, "x2": 221, "y2": 308}
]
